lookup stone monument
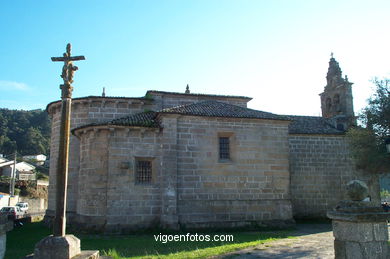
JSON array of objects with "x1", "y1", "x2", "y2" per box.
[
  {"x1": 327, "y1": 180, "x2": 390, "y2": 259},
  {"x1": 0, "y1": 215, "x2": 13, "y2": 259},
  {"x1": 27, "y1": 44, "x2": 104, "y2": 259}
]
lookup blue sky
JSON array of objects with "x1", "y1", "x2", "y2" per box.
[{"x1": 1, "y1": 1, "x2": 390, "y2": 116}]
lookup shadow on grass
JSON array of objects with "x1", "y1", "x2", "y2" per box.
[{"x1": 5, "y1": 221, "x2": 51, "y2": 259}]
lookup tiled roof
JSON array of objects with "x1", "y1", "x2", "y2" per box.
[
  {"x1": 287, "y1": 115, "x2": 344, "y2": 134},
  {"x1": 108, "y1": 111, "x2": 159, "y2": 127},
  {"x1": 146, "y1": 90, "x2": 252, "y2": 100},
  {"x1": 160, "y1": 101, "x2": 289, "y2": 121},
  {"x1": 72, "y1": 101, "x2": 344, "y2": 135},
  {"x1": 71, "y1": 111, "x2": 159, "y2": 133}
]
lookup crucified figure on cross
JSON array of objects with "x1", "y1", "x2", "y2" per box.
[
  {"x1": 52, "y1": 43, "x2": 85, "y2": 88},
  {"x1": 61, "y1": 44, "x2": 79, "y2": 85}
]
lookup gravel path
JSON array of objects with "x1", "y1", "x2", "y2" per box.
[{"x1": 215, "y1": 224, "x2": 335, "y2": 259}]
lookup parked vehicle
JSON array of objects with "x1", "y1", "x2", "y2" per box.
[
  {"x1": 382, "y1": 202, "x2": 390, "y2": 212},
  {"x1": 0, "y1": 206, "x2": 24, "y2": 221},
  {"x1": 15, "y1": 202, "x2": 29, "y2": 212}
]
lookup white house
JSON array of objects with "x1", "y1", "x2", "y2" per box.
[
  {"x1": 2, "y1": 162, "x2": 36, "y2": 180},
  {"x1": 22, "y1": 154, "x2": 47, "y2": 165}
]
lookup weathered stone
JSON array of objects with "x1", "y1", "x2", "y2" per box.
[
  {"x1": 328, "y1": 180, "x2": 390, "y2": 259},
  {"x1": 344, "y1": 241, "x2": 388, "y2": 259},
  {"x1": 290, "y1": 135, "x2": 367, "y2": 219},
  {"x1": 334, "y1": 240, "x2": 346, "y2": 259},
  {"x1": 26, "y1": 250, "x2": 101, "y2": 259},
  {"x1": 0, "y1": 234, "x2": 6, "y2": 259},
  {"x1": 0, "y1": 215, "x2": 13, "y2": 259},
  {"x1": 45, "y1": 56, "x2": 364, "y2": 232},
  {"x1": 346, "y1": 180, "x2": 368, "y2": 201},
  {"x1": 33, "y1": 235, "x2": 80, "y2": 259},
  {"x1": 332, "y1": 221, "x2": 388, "y2": 242},
  {"x1": 70, "y1": 250, "x2": 100, "y2": 259}
]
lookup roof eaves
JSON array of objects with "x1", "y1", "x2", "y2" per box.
[{"x1": 159, "y1": 111, "x2": 290, "y2": 122}]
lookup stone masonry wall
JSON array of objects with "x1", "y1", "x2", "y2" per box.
[
  {"x1": 46, "y1": 97, "x2": 153, "y2": 220},
  {"x1": 75, "y1": 127, "x2": 162, "y2": 232},
  {"x1": 175, "y1": 116, "x2": 293, "y2": 228},
  {"x1": 289, "y1": 134, "x2": 366, "y2": 218},
  {"x1": 46, "y1": 94, "x2": 248, "y2": 226},
  {"x1": 71, "y1": 115, "x2": 293, "y2": 231},
  {"x1": 76, "y1": 128, "x2": 109, "y2": 230},
  {"x1": 105, "y1": 128, "x2": 162, "y2": 232}
]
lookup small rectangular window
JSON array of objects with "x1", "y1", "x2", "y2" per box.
[
  {"x1": 136, "y1": 160, "x2": 152, "y2": 184},
  {"x1": 219, "y1": 137, "x2": 230, "y2": 160}
]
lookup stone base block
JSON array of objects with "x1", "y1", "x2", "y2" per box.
[
  {"x1": 33, "y1": 235, "x2": 81, "y2": 259},
  {"x1": 26, "y1": 250, "x2": 101, "y2": 259},
  {"x1": 332, "y1": 221, "x2": 388, "y2": 242},
  {"x1": 71, "y1": 250, "x2": 100, "y2": 259},
  {"x1": 335, "y1": 240, "x2": 389, "y2": 259}
]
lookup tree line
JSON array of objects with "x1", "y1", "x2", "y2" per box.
[{"x1": 0, "y1": 109, "x2": 50, "y2": 157}]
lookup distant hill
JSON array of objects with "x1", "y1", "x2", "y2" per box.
[{"x1": 0, "y1": 108, "x2": 50, "y2": 157}]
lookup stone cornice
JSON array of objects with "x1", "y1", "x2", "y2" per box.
[
  {"x1": 73, "y1": 125, "x2": 160, "y2": 138},
  {"x1": 46, "y1": 96, "x2": 153, "y2": 115}
]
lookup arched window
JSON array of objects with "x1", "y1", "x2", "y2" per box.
[
  {"x1": 326, "y1": 98, "x2": 332, "y2": 113},
  {"x1": 333, "y1": 94, "x2": 340, "y2": 112}
]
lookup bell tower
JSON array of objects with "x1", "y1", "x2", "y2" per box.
[{"x1": 320, "y1": 54, "x2": 356, "y2": 130}]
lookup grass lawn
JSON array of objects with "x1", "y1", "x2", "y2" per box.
[{"x1": 5, "y1": 222, "x2": 292, "y2": 259}]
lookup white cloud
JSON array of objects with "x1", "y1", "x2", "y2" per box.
[{"x1": 0, "y1": 80, "x2": 30, "y2": 91}]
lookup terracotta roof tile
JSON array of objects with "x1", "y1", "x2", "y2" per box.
[
  {"x1": 287, "y1": 115, "x2": 344, "y2": 134},
  {"x1": 160, "y1": 101, "x2": 288, "y2": 121},
  {"x1": 146, "y1": 90, "x2": 252, "y2": 100},
  {"x1": 72, "y1": 101, "x2": 345, "y2": 136},
  {"x1": 108, "y1": 111, "x2": 159, "y2": 127},
  {"x1": 71, "y1": 111, "x2": 159, "y2": 133}
]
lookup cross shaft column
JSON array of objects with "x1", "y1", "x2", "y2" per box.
[{"x1": 51, "y1": 43, "x2": 85, "y2": 236}]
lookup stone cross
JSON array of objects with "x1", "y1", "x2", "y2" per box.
[
  {"x1": 51, "y1": 43, "x2": 85, "y2": 237},
  {"x1": 51, "y1": 43, "x2": 85, "y2": 99}
]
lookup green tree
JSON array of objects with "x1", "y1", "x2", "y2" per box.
[
  {"x1": 347, "y1": 78, "x2": 390, "y2": 203},
  {"x1": 0, "y1": 108, "x2": 50, "y2": 156}
]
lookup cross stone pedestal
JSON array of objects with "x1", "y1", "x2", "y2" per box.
[
  {"x1": 0, "y1": 215, "x2": 13, "y2": 258},
  {"x1": 32, "y1": 235, "x2": 99, "y2": 259},
  {"x1": 328, "y1": 180, "x2": 390, "y2": 259},
  {"x1": 327, "y1": 201, "x2": 390, "y2": 259}
]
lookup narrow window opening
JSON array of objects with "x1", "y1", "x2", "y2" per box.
[
  {"x1": 337, "y1": 124, "x2": 345, "y2": 131},
  {"x1": 136, "y1": 160, "x2": 152, "y2": 184},
  {"x1": 219, "y1": 137, "x2": 230, "y2": 160}
]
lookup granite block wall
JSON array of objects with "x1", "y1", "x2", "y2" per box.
[
  {"x1": 175, "y1": 116, "x2": 293, "y2": 228},
  {"x1": 289, "y1": 134, "x2": 366, "y2": 218},
  {"x1": 46, "y1": 97, "x2": 153, "y2": 219},
  {"x1": 70, "y1": 115, "x2": 293, "y2": 231},
  {"x1": 75, "y1": 127, "x2": 162, "y2": 232}
]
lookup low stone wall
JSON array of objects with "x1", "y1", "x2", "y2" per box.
[{"x1": 19, "y1": 197, "x2": 47, "y2": 214}]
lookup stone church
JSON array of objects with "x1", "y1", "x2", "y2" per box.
[{"x1": 45, "y1": 56, "x2": 366, "y2": 232}]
